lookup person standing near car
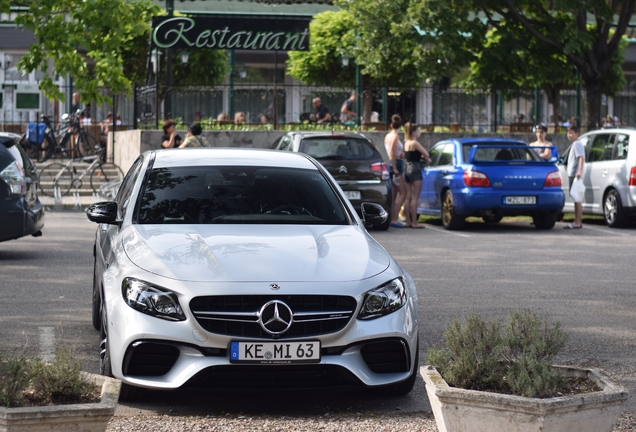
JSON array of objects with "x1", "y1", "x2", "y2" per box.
[
  {"x1": 384, "y1": 114, "x2": 407, "y2": 228},
  {"x1": 403, "y1": 122, "x2": 432, "y2": 229},
  {"x1": 161, "y1": 119, "x2": 182, "y2": 149},
  {"x1": 179, "y1": 123, "x2": 209, "y2": 148},
  {"x1": 565, "y1": 125, "x2": 585, "y2": 229},
  {"x1": 530, "y1": 124, "x2": 554, "y2": 160},
  {"x1": 340, "y1": 91, "x2": 356, "y2": 123}
]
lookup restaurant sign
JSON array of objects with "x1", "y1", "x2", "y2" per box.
[{"x1": 152, "y1": 16, "x2": 310, "y2": 51}]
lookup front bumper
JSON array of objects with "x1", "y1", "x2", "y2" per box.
[
  {"x1": 454, "y1": 187, "x2": 565, "y2": 216},
  {"x1": 104, "y1": 280, "x2": 418, "y2": 390}
]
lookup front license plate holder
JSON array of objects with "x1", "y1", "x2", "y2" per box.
[
  {"x1": 504, "y1": 196, "x2": 536, "y2": 205},
  {"x1": 344, "y1": 191, "x2": 361, "y2": 200},
  {"x1": 229, "y1": 340, "x2": 321, "y2": 364}
]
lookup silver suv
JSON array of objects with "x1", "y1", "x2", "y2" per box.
[{"x1": 558, "y1": 127, "x2": 636, "y2": 227}]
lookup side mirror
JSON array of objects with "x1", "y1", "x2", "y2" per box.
[
  {"x1": 361, "y1": 202, "x2": 388, "y2": 226},
  {"x1": 86, "y1": 201, "x2": 119, "y2": 224}
]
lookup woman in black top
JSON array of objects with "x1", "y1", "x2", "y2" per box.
[
  {"x1": 403, "y1": 122, "x2": 431, "y2": 228},
  {"x1": 161, "y1": 119, "x2": 182, "y2": 148}
]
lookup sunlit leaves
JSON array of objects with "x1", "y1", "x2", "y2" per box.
[{"x1": 13, "y1": 0, "x2": 162, "y2": 104}]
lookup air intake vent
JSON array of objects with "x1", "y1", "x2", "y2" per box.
[{"x1": 360, "y1": 339, "x2": 409, "y2": 373}]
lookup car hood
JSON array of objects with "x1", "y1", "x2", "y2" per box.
[{"x1": 122, "y1": 224, "x2": 391, "y2": 282}]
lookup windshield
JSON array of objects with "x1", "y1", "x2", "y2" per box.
[
  {"x1": 299, "y1": 137, "x2": 380, "y2": 160},
  {"x1": 136, "y1": 166, "x2": 349, "y2": 225}
]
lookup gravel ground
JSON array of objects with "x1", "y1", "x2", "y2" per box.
[{"x1": 107, "y1": 412, "x2": 636, "y2": 431}]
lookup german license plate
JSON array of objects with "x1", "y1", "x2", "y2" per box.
[
  {"x1": 504, "y1": 196, "x2": 536, "y2": 205},
  {"x1": 344, "y1": 191, "x2": 361, "y2": 200},
  {"x1": 229, "y1": 341, "x2": 321, "y2": 364}
]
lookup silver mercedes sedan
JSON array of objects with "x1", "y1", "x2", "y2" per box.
[{"x1": 87, "y1": 148, "x2": 418, "y2": 399}]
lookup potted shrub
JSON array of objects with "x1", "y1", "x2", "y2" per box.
[
  {"x1": 0, "y1": 349, "x2": 120, "y2": 432},
  {"x1": 421, "y1": 310, "x2": 628, "y2": 432}
]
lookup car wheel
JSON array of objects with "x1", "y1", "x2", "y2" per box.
[
  {"x1": 92, "y1": 257, "x2": 101, "y2": 331},
  {"x1": 99, "y1": 305, "x2": 112, "y2": 378},
  {"x1": 604, "y1": 189, "x2": 628, "y2": 228},
  {"x1": 100, "y1": 300, "x2": 145, "y2": 401},
  {"x1": 532, "y1": 212, "x2": 557, "y2": 230},
  {"x1": 441, "y1": 190, "x2": 464, "y2": 230}
]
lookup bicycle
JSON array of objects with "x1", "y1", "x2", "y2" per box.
[
  {"x1": 23, "y1": 111, "x2": 99, "y2": 163},
  {"x1": 38, "y1": 146, "x2": 124, "y2": 197}
]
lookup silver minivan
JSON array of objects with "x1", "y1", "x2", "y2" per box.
[{"x1": 558, "y1": 127, "x2": 636, "y2": 227}]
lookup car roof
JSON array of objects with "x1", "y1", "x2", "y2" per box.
[
  {"x1": 285, "y1": 131, "x2": 369, "y2": 139},
  {"x1": 151, "y1": 148, "x2": 318, "y2": 170},
  {"x1": 584, "y1": 127, "x2": 636, "y2": 134},
  {"x1": 451, "y1": 137, "x2": 527, "y2": 145}
]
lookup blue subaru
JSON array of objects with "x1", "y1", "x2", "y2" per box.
[{"x1": 417, "y1": 138, "x2": 565, "y2": 230}]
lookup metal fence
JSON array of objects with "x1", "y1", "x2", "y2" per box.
[{"x1": 3, "y1": 82, "x2": 636, "y2": 133}]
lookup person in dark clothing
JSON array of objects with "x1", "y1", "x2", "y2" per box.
[
  {"x1": 310, "y1": 98, "x2": 331, "y2": 124},
  {"x1": 161, "y1": 119, "x2": 182, "y2": 148}
]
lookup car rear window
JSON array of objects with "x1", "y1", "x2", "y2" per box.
[
  {"x1": 462, "y1": 143, "x2": 540, "y2": 162},
  {"x1": 299, "y1": 138, "x2": 380, "y2": 160},
  {"x1": 136, "y1": 166, "x2": 349, "y2": 225}
]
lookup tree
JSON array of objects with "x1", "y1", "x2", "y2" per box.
[
  {"x1": 403, "y1": 0, "x2": 635, "y2": 129},
  {"x1": 0, "y1": 0, "x2": 162, "y2": 105}
]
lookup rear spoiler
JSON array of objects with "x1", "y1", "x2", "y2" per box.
[{"x1": 467, "y1": 144, "x2": 559, "y2": 164}]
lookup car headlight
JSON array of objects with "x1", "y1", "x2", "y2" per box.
[
  {"x1": 121, "y1": 278, "x2": 186, "y2": 321},
  {"x1": 358, "y1": 278, "x2": 406, "y2": 320}
]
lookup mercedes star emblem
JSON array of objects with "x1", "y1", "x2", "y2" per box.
[
  {"x1": 258, "y1": 300, "x2": 293, "y2": 335},
  {"x1": 269, "y1": 283, "x2": 280, "y2": 290}
]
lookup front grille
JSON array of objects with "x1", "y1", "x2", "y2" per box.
[
  {"x1": 123, "y1": 341, "x2": 180, "y2": 376},
  {"x1": 190, "y1": 295, "x2": 357, "y2": 339},
  {"x1": 360, "y1": 339, "x2": 409, "y2": 373},
  {"x1": 186, "y1": 364, "x2": 361, "y2": 389}
]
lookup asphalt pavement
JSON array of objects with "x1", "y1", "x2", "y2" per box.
[{"x1": 1, "y1": 211, "x2": 635, "y2": 419}]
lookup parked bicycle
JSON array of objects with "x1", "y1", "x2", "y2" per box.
[
  {"x1": 23, "y1": 110, "x2": 99, "y2": 163},
  {"x1": 38, "y1": 146, "x2": 124, "y2": 197}
]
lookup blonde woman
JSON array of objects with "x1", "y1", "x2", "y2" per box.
[
  {"x1": 403, "y1": 122, "x2": 431, "y2": 228},
  {"x1": 384, "y1": 114, "x2": 406, "y2": 228}
]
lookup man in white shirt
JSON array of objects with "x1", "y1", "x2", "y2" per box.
[{"x1": 565, "y1": 125, "x2": 585, "y2": 229}]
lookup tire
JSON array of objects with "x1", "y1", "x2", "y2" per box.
[
  {"x1": 441, "y1": 190, "x2": 464, "y2": 230},
  {"x1": 604, "y1": 189, "x2": 628, "y2": 228},
  {"x1": 532, "y1": 212, "x2": 557, "y2": 230},
  {"x1": 99, "y1": 291, "x2": 145, "y2": 401},
  {"x1": 38, "y1": 163, "x2": 73, "y2": 197},
  {"x1": 92, "y1": 257, "x2": 101, "y2": 331},
  {"x1": 90, "y1": 163, "x2": 124, "y2": 196},
  {"x1": 77, "y1": 132, "x2": 98, "y2": 158}
]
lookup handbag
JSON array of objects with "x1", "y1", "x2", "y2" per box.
[{"x1": 570, "y1": 177, "x2": 585, "y2": 202}]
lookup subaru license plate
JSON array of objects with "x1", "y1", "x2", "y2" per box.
[
  {"x1": 229, "y1": 341, "x2": 321, "y2": 364},
  {"x1": 344, "y1": 191, "x2": 361, "y2": 200},
  {"x1": 504, "y1": 196, "x2": 536, "y2": 205}
]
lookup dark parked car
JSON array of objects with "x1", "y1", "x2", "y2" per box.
[
  {"x1": 271, "y1": 131, "x2": 392, "y2": 230},
  {"x1": 0, "y1": 132, "x2": 45, "y2": 243}
]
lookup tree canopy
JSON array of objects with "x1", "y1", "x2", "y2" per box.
[
  {"x1": 399, "y1": 0, "x2": 635, "y2": 128},
  {"x1": 1, "y1": 0, "x2": 162, "y2": 105}
]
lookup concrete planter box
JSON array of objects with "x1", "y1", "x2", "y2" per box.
[
  {"x1": 0, "y1": 372, "x2": 120, "y2": 432},
  {"x1": 421, "y1": 365, "x2": 628, "y2": 432}
]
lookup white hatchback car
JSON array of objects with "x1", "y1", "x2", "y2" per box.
[
  {"x1": 558, "y1": 127, "x2": 636, "y2": 227},
  {"x1": 87, "y1": 148, "x2": 419, "y2": 399}
]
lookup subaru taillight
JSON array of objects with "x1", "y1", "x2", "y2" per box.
[
  {"x1": 544, "y1": 171, "x2": 562, "y2": 187},
  {"x1": 630, "y1": 166, "x2": 636, "y2": 186},
  {"x1": 0, "y1": 161, "x2": 27, "y2": 195},
  {"x1": 463, "y1": 170, "x2": 490, "y2": 187},
  {"x1": 371, "y1": 162, "x2": 390, "y2": 181}
]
